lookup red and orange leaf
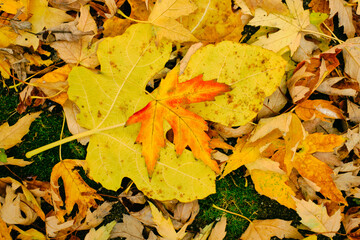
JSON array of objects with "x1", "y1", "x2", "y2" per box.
[
  {"x1": 126, "y1": 67, "x2": 231, "y2": 175},
  {"x1": 295, "y1": 99, "x2": 344, "y2": 121}
]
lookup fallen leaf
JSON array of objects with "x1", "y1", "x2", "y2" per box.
[
  {"x1": 295, "y1": 99, "x2": 344, "y2": 121},
  {"x1": 294, "y1": 198, "x2": 342, "y2": 237},
  {"x1": 77, "y1": 201, "x2": 115, "y2": 230},
  {"x1": 208, "y1": 216, "x2": 227, "y2": 240},
  {"x1": 248, "y1": 169, "x2": 296, "y2": 209},
  {"x1": 149, "y1": 202, "x2": 189, "y2": 239},
  {"x1": 50, "y1": 160, "x2": 103, "y2": 222},
  {"x1": 343, "y1": 207, "x2": 360, "y2": 240},
  {"x1": 49, "y1": 0, "x2": 90, "y2": 11},
  {"x1": 247, "y1": 0, "x2": 318, "y2": 55},
  {"x1": 84, "y1": 221, "x2": 116, "y2": 240},
  {"x1": 45, "y1": 215, "x2": 74, "y2": 238},
  {"x1": 329, "y1": 0, "x2": 355, "y2": 37},
  {"x1": 0, "y1": 215, "x2": 12, "y2": 240},
  {"x1": 287, "y1": 49, "x2": 341, "y2": 103},
  {"x1": 0, "y1": 111, "x2": 41, "y2": 150},
  {"x1": 148, "y1": 0, "x2": 198, "y2": 42},
  {"x1": 179, "y1": 41, "x2": 286, "y2": 126},
  {"x1": 14, "y1": 227, "x2": 46, "y2": 240},
  {"x1": 180, "y1": 0, "x2": 244, "y2": 42},
  {"x1": 338, "y1": 38, "x2": 360, "y2": 83},
  {"x1": 240, "y1": 219, "x2": 303, "y2": 240},
  {"x1": 28, "y1": 0, "x2": 74, "y2": 33},
  {"x1": 348, "y1": 100, "x2": 360, "y2": 123},
  {"x1": 235, "y1": 0, "x2": 288, "y2": 15},
  {"x1": 0, "y1": 157, "x2": 32, "y2": 166},
  {"x1": 35, "y1": 65, "x2": 72, "y2": 105},
  {"x1": 0, "y1": 178, "x2": 41, "y2": 225},
  {"x1": 317, "y1": 77, "x2": 359, "y2": 96},
  {"x1": 51, "y1": 5, "x2": 99, "y2": 68},
  {"x1": 110, "y1": 214, "x2": 144, "y2": 239},
  {"x1": 126, "y1": 67, "x2": 230, "y2": 174},
  {"x1": 65, "y1": 23, "x2": 215, "y2": 201}
]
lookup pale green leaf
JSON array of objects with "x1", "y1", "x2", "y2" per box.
[
  {"x1": 179, "y1": 41, "x2": 286, "y2": 126},
  {"x1": 68, "y1": 23, "x2": 216, "y2": 201}
]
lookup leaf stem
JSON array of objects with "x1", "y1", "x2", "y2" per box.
[
  {"x1": 25, "y1": 123, "x2": 125, "y2": 158},
  {"x1": 212, "y1": 204, "x2": 252, "y2": 223},
  {"x1": 117, "y1": 9, "x2": 148, "y2": 23}
]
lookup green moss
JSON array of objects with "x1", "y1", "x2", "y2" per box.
[{"x1": 193, "y1": 168, "x2": 298, "y2": 239}]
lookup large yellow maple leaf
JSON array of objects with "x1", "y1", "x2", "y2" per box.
[{"x1": 126, "y1": 67, "x2": 231, "y2": 175}]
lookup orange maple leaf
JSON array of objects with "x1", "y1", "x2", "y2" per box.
[{"x1": 126, "y1": 68, "x2": 231, "y2": 175}]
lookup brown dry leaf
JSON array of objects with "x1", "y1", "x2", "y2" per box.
[
  {"x1": 348, "y1": 100, "x2": 360, "y2": 123},
  {"x1": 77, "y1": 201, "x2": 114, "y2": 230},
  {"x1": 287, "y1": 49, "x2": 341, "y2": 103},
  {"x1": 110, "y1": 214, "x2": 145, "y2": 239},
  {"x1": 317, "y1": 77, "x2": 359, "y2": 96},
  {"x1": 0, "y1": 111, "x2": 41, "y2": 150},
  {"x1": 49, "y1": 0, "x2": 91, "y2": 11},
  {"x1": 0, "y1": 178, "x2": 43, "y2": 225},
  {"x1": 295, "y1": 99, "x2": 344, "y2": 121},
  {"x1": 338, "y1": 38, "x2": 360, "y2": 83},
  {"x1": 257, "y1": 79, "x2": 288, "y2": 119},
  {"x1": 343, "y1": 207, "x2": 360, "y2": 240},
  {"x1": 50, "y1": 160, "x2": 103, "y2": 222},
  {"x1": 35, "y1": 65, "x2": 72, "y2": 105},
  {"x1": 240, "y1": 219, "x2": 303, "y2": 240},
  {"x1": 329, "y1": 0, "x2": 355, "y2": 37},
  {"x1": 51, "y1": 5, "x2": 99, "y2": 68},
  {"x1": 294, "y1": 198, "x2": 342, "y2": 237},
  {"x1": 63, "y1": 100, "x2": 90, "y2": 145},
  {"x1": 208, "y1": 216, "x2": 227, "y2": 240},
  {"x1": 17, "y1": 79, "x2": 46, "y2": 114},
  {"x1": 45, "y1": 215, "x2": 74, "y2": 238}
]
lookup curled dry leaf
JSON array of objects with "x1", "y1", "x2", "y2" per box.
[
  {"x1": 110, "y1": 214, "x2": 144, "y2": 239},
  {"x1": 295, "y1": 99, "x2": 344, "y2": 121},
  {"x1": 317, "y1": 77, "x2": 359, "y2": 97},
  {"x1": 50, "y1": 160, "x2": 103, "y2": 222},
  {"x1": 287, "y1": 49, "x2": 341, "y2": 103}
]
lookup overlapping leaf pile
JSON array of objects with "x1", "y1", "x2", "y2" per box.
[{"x1": 2, "y1": 0, "x2": 360, "y2": 238}]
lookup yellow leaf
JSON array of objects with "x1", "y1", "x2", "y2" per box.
[
  {"x1": 50, "y1": 160, "x2": 103, "y2": 222},
  {"x1": 0, "y1": 112, "x2": 41, "y2": 150},
  {"x1": 0, "y1": 215, "x2": 12, "y2": 240},
  {"x1": 36, "y1": 65, "x2": 72, "y2": 105},
  {"x1": 249, "y1": 169, "x2": 296, "y2": 209},
  {"x1": 222, "y1": 138, "x2": 260, "y2": 177},
  {"x1": 179, "y1": 41, "x2": 287, "y2": 126},
  {"x1": 0, "y1": 26, "x2": 18, "y2": 48},
  {"x1": 28, "y1": 0, "x2": 74, "y2": 33},
  {"x1": 14, "y1": 227, "x2": 46, "y2": 240},
  {"x1": 0, "y1": 0, "x2": 27, "y2": 14},
  {"x1": 24, "y1": 53, "x2": 52, "y2": 67},
  {"x1": 295, "y1": 99, "x2": 344, "y2": 121},
  {"x1": 63, "y1": 23, "x2": 216, "y2": 201},
  {"x1": 148, "y1": 0, "x2": 198, "y2": 42},
  {"x1": 181, "y1": 0, "x2": 244, "y2": 42}
]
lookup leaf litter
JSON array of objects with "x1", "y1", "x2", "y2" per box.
[{"x1": 1, "y1": 0, "x2": 360, "y2": 238}]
